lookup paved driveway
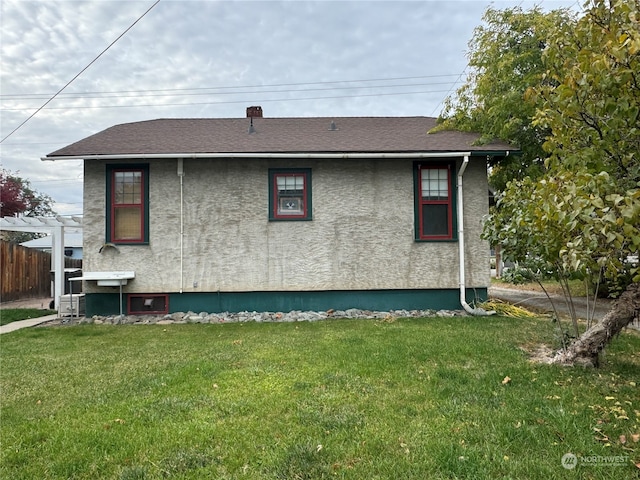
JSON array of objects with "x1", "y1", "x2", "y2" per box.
[{"x1": 489, "y1": 286, "x2": 614, "y2": 322}]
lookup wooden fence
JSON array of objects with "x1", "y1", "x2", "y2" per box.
[{"x1": 1, "y1": 241, "x2": 82, "y2": 302}]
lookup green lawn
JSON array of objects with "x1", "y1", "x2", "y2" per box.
[
  {"x1": 0, "y1": 308, "x2": 56, "y2": 326},
  {"x1": 1, "y1": 317, "x2": 638, "y2": 479}
]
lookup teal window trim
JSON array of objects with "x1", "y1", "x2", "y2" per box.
[
  {"x1": 413, "y1": 161, "x2": 458, "y2": 242},
  {"x1": 268, "y1": 168, "x2": 312, "y2": 221},
  {"x1": 105, "y1": 163, "x2": 150, "y2": 245}
]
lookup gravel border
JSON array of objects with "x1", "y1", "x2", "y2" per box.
[{"x1": 38, "y1": 308, "x2": 469, "y2": 327}]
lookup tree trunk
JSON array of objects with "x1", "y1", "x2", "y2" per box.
[{"x1": 552, "y1": 282, "x2": 640, "y2": 367}]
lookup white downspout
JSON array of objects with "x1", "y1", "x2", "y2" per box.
[
  {"x1": 457, "y1": 156, "x2": 495, "y2": 316},
  {"x1": 178, "y1": 158, "x2": 184, "y2": 293}
]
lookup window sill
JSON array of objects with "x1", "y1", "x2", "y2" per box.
[
  {"x1": 109, "y1": 241, "x2": 150, "y2": 246},
  {"x1": 268, "y1": 218, "x2": 313, "y2": 222},
  {"x1": 415, "y1": 238, "x2": 458, "y2": 243}
]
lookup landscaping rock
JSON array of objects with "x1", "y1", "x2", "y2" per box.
[{"x1": 40, "y1": 306, "x2": 470, "y2": 328}]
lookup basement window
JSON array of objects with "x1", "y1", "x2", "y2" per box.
[
  {"x1": 128, "y1": 295, "x2": 168, "y2": 315},
  {"x1": 269, "y1": 168, "x2": 312, "y2": 220}
]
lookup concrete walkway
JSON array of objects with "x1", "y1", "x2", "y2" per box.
[
  {"x1": 0, "y1": 314, "x2": 60, "y2": 334},
  {"x1": 1, "y1": 296, "x2": 57, "y2": 334}
]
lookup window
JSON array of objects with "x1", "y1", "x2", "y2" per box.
[
  {"x1": 269, "y1": 168, "x2": 312, "y2": 220},
  {"x1": 106, "y1": 165, "x2": 149, "y2": 244},
  {"x1": 128, "y1": 295, "x2": 168, "y2": 315},
  {"x1": 415, "y1": 163, "x2": 455, "y2": 240}
]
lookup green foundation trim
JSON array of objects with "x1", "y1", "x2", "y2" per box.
[
  {"x1": 85, "y1": 293, "x2": 122, "y2": 316},
  {"x1": 85, "y1": 288, "x2": 488, "y2": 316}
]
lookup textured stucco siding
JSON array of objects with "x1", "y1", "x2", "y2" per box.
[
  {"x1": 461, "y1": 159, "x2": 492, "y2": 288},
  {"x1": 83, "y1": 157, "x2": 489, "y2": 294}
]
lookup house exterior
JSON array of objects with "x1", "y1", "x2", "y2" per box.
[
  {"x1": 43, "y1": 111, "x2": 514, "y2": 316},
  {"x1": 20, "y1": 232, "x2": 83, "y2": 259}
]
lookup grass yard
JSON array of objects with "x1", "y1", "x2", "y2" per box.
[
  {"x1": 0, "y1": 308, "x2": 56, "y2": 326},
  {"x1": 1, "y1": 317, "x2": 638, "y2": 479}
]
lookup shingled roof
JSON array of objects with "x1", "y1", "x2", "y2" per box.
[{"x1": 44, "y1": 116, "x2": 514, "y2": 159}]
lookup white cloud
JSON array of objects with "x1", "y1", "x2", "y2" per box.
[{"x1": 1, "y1": 0, "x2": 580, "y2": 215}]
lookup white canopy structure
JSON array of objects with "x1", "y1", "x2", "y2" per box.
[{"x1": 1, "y1": 216, "x2": 83, "y2": 308}]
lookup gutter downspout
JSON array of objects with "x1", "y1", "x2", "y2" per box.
[
  {"x1": 177, "y1": 159, "x2": 184, "y2": 294},
  {"x1": 457, "y1": 155, "x2": 495, "y2": 316}
]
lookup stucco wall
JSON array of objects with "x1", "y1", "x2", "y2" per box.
[{"x1": 83, "y1": 157, "x2": 490, "y2": 294}]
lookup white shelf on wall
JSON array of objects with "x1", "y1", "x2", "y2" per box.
[
  {"x1": 72, "y1": 271, "x2": 135, "y2": 316},
  {"x1": 81, "y1": 271, "x2": 135, "y2": 286}
]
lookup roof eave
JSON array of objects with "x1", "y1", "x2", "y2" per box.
[{"x1": 42, "y1": 150, "x2": 515, "y2": 162}]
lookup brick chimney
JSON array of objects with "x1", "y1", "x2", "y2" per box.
[{"x1": 246, "y1": 106, "x2": 263, "y2": 118}]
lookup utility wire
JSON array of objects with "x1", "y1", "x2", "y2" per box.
[
  {"x1": 0, "y1": 83, "x2": 461, "y2": 111},
  {"x1": 0, "y1": 0, "x2": 161, "y2": 144},
  {"x1": 430, "y1": 68, "x2": 467, "y2": 117},
  {"x1": 2, "y1": 88, "x2": 458, "y2": 112},
  {"x1": 2, "y1": 80, "x2": 459, "y2": 102},
  {"x1": 0, "y1": 74, "x2": 464, "y2": 99}
]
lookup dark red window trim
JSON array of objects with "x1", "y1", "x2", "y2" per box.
[
  {"x1": 417, "y1": 164, "x2": 453, "y2": 240},
  {"x1": 271, "y1": 171, "x2": 310, "y2": 220},
  {"x1": 127, "y1": 294, "x2": 168, "y2": 315},
  {"x1": 110, "y1": 168, "x2": 145, "y2": 243}
]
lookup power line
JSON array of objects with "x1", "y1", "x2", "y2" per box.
[
  {"x1": 0, "y1": 74, "x2": 464, "y2": 99},
  {"x1": 0, "y1": 0, "x2": 161, "y2": 144},
  {"x1": 0, "y1": 82, "x2": 463, "y2": 111},
  {"x1": 1, "y1": 80, "x2": 459, "y2": 102},
  {"x1": 1, "y1": 88, "x2": 458, "y2": 112},
  {"x1": 430, "y1": 68, "x2": 468, "y2": 117},
  {"x1": 0, "y1": 142, "x2": 69, "y2": 146},
  {"x1": 30, "y1": 179, "x2": 83, "y2": 184}
]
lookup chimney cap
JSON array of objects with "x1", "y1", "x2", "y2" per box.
[{"x1": 246, "y1": 106, "x2": 263, "y2": 118}]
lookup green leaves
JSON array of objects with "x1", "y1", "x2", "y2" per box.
[
  {"x1": 484, "y1": 0, "x2": 640, "y2": 299},
  {"x1": 484, "y1": 170, "x2": 640, "y2": 287},
  {"x1": 536, "y1": 0, "x2": 640, "y2": 191},
  {"x1": 436, "y1": 6, "x2": 576, "y2": 191}
]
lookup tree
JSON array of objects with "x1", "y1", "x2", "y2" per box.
[
  {"x1": 436, "y1": 6, "x2": 576, "y2": 191},
  {"x1": 485, "y1": 171, "x2": 640, "y2": 355},
  {"x1": 534, "y1": 0, "x2": 640, "y2": 190},
  {"x1": 532, "y1": 0, "x2": 640, "y2": 366},
  {"x1": 0, "y1": 169, "x2": 55, "y2": 217},
  {"x1": 0, "y1": 169, "x2": 56, "y2": 243},
  {"x1": 485, "y1": 0, "x2": 640, "y2": 367}
]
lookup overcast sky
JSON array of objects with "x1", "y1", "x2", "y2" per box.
[{"x1": 1, "y1": 0, "x2": 580, "y2": 216}]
